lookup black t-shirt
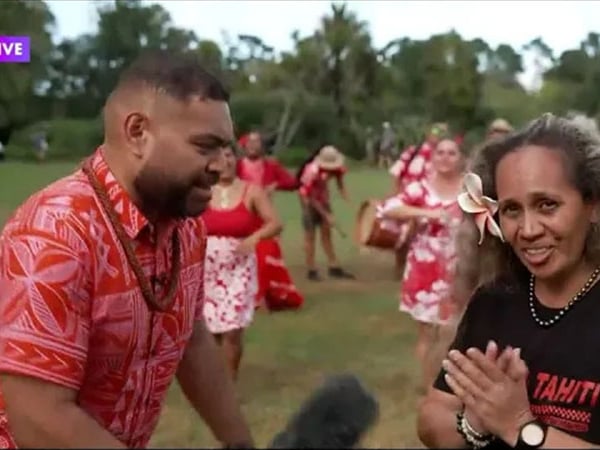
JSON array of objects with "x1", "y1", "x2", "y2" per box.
[{"x1": 434, "y1": 277, "x2": 600, "y2": 448}]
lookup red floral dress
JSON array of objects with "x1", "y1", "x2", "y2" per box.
[
  {"x1": 236, "y1": 157, "x2": 304, "y2": 311},
  {"x1": 298, "y1": 161, "x2": 346, "y2": 207},
  {"x1": 398, "y1": 180, "x2": 462, "y2": 324},
  {"x1": 389, "y1": 141, "x2": 434, "y2": 190},
  {"x1": 201, "y1": 185, "x2": 258, "y2": 333}
]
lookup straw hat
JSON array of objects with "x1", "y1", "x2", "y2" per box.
[
  {"x1": 315, "y1": 145, "x2": 345, "y2": 170},
  {"x1": 488, "y1": 118, "x2": 513, "y2": 133},
  {"x1": 431, "y1": 122, "x2": 449, "y2": 134}
]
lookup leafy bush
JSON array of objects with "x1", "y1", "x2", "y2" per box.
[
  {"x1": 230, "y1": 91, "x2": 283, "y2": 134},
  {"x1": 7, "y1": 118, "x2": 103, "y2": 161},
  {"x1": 273, "y1": 146, "x2": 311, "y2": 168}
]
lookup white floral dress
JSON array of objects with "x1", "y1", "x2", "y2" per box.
[
  {"x1": 201, "y1": 188, "x2": 259, "y2": 334},
  {"x1": 398, "y1": 180, "x2": 462, "y2": 324}
]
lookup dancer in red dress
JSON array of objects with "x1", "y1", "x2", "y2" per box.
[
  {"x1": 388, "y1": 123, "x2": 448, "y2": 277},
  {"x1": 389, "y1": 123, "x2": 447, "y2": 194},
  {"x1": 236, "y1": 131, "x2": 304, "y2": 311},
  {"x1": 202, "y1": 145, "x2": 282, "y2": 380},
  {"x1": 382, "y1": 138, "x2": 465, "y2": 390}
]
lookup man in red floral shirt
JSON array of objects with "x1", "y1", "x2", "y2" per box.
[{"x1": 0, "y1": 51, "x2": 252, "y2": 448}]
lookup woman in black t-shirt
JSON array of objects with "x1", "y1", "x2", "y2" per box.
[{"x1": 417, "y1": 113, "x2": 600, "y2": 449}]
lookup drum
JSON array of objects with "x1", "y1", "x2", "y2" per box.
[{"x1": 355, "y1": 198, "x2": 415, "y2": 250}]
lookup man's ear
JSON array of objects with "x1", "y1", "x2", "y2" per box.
[{"x1": 123, "y1": 112, "x2": 150, "y2": 159}]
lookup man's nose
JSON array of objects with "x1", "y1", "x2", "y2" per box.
[{"x1": 207, "y1": 149, "x2": 226, "y2": 174}]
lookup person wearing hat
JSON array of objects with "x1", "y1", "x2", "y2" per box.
[
  {"x1": 297, "y1": 145, "x2": 355, "y2": 281},
  {"x1": 487, "y1": 118, "x2": 513, "y2": 141}
]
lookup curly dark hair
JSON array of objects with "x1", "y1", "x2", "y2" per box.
[{"x1": 453, "y1": 113, "x2": 600, "y2": 303}]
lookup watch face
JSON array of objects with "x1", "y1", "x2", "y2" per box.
[{"x1": 522, "y1": 422, "x2": 545, "y2": 446}]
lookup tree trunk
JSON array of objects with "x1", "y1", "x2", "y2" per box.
[{"x1": 273, "y1": 95, "x2": 294, "y2": 152}]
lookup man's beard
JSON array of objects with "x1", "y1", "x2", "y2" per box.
[
  {"x1": 245, "y1": 148, "x2": 263, "y2": 160},
  {"x1": 133, "y1": 165, "x2": 196, "y2": 220}
]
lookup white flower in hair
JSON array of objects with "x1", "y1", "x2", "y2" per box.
[
  {"x1": 569, "y1": 112, "x2": 600, "y2": 136},
  {"x1": 457, "y1": 172, "x2": 504, "y2": 244}
]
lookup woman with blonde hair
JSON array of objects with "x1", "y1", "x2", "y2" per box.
[
  {"x1": 382, "y1": 137, "x2": 466, "y2": 390},
  {"x1": 418, "y1": 113, "x2": 600, "y2": 448}
]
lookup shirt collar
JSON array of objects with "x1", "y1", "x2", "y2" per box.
[{"x1": 88, "y1": 148, "x2": 150, "y2": 239}]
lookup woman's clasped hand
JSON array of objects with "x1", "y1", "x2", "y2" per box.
[{"x1": 442, "y1": 340, "x2": 535, "y2": 446}]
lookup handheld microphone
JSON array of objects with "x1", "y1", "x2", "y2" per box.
[{"x1": 269, "y1": 373, "x2": 379, "y2": 449}]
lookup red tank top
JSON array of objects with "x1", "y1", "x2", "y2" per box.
[{"x1": 202, "y1": 184, "x2": 258, "y2": 238}]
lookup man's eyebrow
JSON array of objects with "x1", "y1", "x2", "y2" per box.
[{"x1": 189, "y1": 133, "x2": 232, "y2": 147}]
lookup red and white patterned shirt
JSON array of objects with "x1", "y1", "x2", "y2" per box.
[
  {"x1": 298, "y1": 162, "x2": 346, "y2": 206},
  {"x1": 0, "y1": 148, "x2": 207, "y2": 448}
]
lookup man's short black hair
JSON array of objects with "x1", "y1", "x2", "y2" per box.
[{"x1": 116, "y1": 49, "x2": 229, "y2": 102}]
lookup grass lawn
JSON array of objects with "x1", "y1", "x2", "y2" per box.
[{"x1": 0, "y1": 161, "x2": 423, "y2": 448}]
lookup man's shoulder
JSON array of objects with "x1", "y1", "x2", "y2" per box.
[
  {"x1": 299, "y1": 162, "x2": 319, "y2": 183},
  {"x1": 2, "y1": 169, "x2": 95, "y2": 240},
  {"x1": 303, "y1": 160, "x2": 319, "y2": 173}
]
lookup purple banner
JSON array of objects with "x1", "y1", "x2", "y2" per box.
[{"x1": 0, "y1": 36, "x2": 30, "y2": 63}]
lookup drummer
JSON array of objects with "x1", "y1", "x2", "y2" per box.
[
  {"x1": 388, "y1": 123, "x2": 449, "y2": 277},
  {"x1": 381, "y1": 137, "x2": 466, "y2": 391},
  {"x1": 389, "y1": 123, "x2": 448, "y2": 194},
  {"x1": 297, "y1": 145, "x2": 355, "y2": 281}
]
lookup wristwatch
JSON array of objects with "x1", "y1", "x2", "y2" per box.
[{"x1": 516, "y1": 419, "x2": 547, "y2": 448}]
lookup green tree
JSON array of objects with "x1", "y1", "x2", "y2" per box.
[{"x1": 0, "y1": 0, "x2": 55, "y2": 133}]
